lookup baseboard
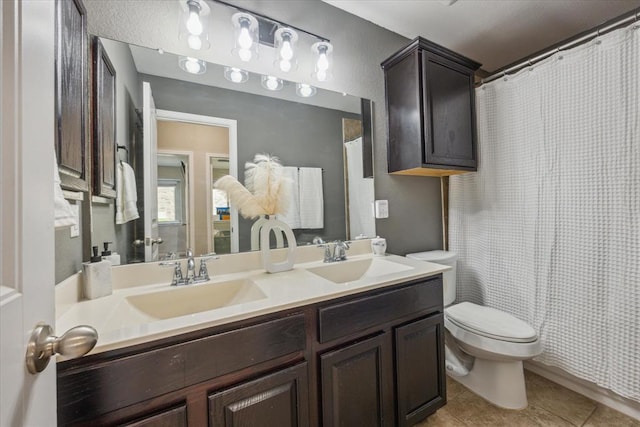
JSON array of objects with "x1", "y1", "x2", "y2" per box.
[{"x1": 524, "y1": 361, "x2": 640, "y2": 421}]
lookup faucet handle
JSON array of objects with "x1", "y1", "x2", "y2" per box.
[{"x1": 159, "y1": 261, "x2": 184, "y2": 286}]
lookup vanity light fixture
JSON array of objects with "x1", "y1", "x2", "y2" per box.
[
  {"x1": 312, "y1": 41, "x2": 333, "y2": 82},
  {"x1": 232, "y1": 12, "x2": 259, "y2": 62},
  {"x1": 274, "y1": 27, "x2": 298, "y2": 73},
  {"x1": 181, "y1": 0, "x2": 211, "y2": 51},
  {"x1": 296, "y1": 83, "x2": 316, "y2": 98},
  {"x1": 261, "y1": 75, "x2": 284, "y2": 91},
  {"x1": 178, "y1": 56, "x2": 207, "y2": 75},
  {"x1": 224, "y1": 66, "x2": 249, "y2": 83}
]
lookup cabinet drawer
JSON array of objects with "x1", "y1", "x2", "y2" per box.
[
  {"x1": 318, "y1": 277, "x2": 442, "y2": 343},
  {"x1": 122, "y1": 404, "x2": 187, "y2": 427},
  {"x1": 58, "y1": 313, "x2": 306, "y2": 425}
]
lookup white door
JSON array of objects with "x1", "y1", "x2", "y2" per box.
[
  {"x1": 143, "y1": 82, "x2": 160, "y2": 262},
  {"x1": 1, "y1": 1, "x2": 57, "y2": 425}
]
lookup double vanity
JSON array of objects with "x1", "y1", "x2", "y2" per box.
[{"x1": 56, "y1": 241, "x2": 449, "y2": 426}]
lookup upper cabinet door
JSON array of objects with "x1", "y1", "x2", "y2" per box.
[
  {"x1": 55, "y1": 0, "x2": 89, "y2": 192},
  {"x1": 382, "y1": 37, "x2": 481, "y2": 177},
  {"x1": 422, "y1": 53, "x2": 477, "y2": 169},
  {"x1": 92, "y1": 37, "x2": 117, "y2": 199}
]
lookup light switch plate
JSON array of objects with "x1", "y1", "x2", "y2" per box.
[
  {"x1": 69, "y1": 203, "x2": 80, "y2": 238},
  {"x1": 374, "y1": 200, "x2": 389, "y2": 219}
]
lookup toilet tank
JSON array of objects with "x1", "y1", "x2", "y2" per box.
[{"x1": 406, "y1": 250, "x2": 457, "y2": 306}]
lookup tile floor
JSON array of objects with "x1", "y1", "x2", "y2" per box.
[{"x1": 418, "y1": 371, "x2": 640, "y2": 427}]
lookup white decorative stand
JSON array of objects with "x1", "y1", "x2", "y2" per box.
[
  {"x1": 250, "y1": 216, "x2": 285, "y2": 251},
  {"x1": 259, "y1": 216, "x2": 296, "y2": 273}
]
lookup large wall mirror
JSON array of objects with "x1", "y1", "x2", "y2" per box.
[{"x1": 56, "y1": 33, "x2": 375, "y2": 274}]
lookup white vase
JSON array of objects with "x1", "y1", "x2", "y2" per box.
[{"x1": 259, "y1": 217, "x2": 297, "y2": 273}]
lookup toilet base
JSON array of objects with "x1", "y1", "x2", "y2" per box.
[{"x1": 448, "y1": 358, "x2": 528, "y2": 410}]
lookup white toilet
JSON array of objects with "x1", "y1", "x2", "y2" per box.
[{"x1": 406, "y1": 250, "x2": 542, "y2": 409}]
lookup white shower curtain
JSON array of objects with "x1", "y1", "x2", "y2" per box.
[{"x1": 449, "y1": 22, "x2": 639, "y2": 401}]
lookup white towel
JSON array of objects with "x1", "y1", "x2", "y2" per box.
[
  {"x1": 298, "y1": 167, "x2": 324, "y2": 229},
  {"x1": 54, "y1": 153, "x2": 78, "y2": 229},
  {"x1": 115, "y1": 162, "x2": 140, "y2": 224},
  {"x1": 278, "y1": 167, "x2": 301, "y2": 229}
]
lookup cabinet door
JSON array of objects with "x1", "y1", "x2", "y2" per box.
[
  {"x1": 320, "y1": 334, "x2": 393, "y2": 427},
  {"x1": 122, "y1": 404, "x2": 187, "y2": 427},
  {"x1": 92, "y1": 37, "x2": 117, "y2": 198},
  {"x1": 55, "y1": 0, "x2": 89, "y2": 192},
  {"x1": 209, "y1": 363, "x2": 309, "y2": 427},
  {"x1": 395, "y1": 314, "x2": 446, "y2": 426},
  {"x1": 422, "y1": 53, "x2": 477, "y2": 169}
]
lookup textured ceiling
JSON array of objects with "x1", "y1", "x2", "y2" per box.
[{"x1": 322, "y1": 0, "x2": 640, "y2": 72}]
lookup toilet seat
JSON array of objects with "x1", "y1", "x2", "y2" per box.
[{"x1": 445, "y1": 302, "x2": 537, "y2": 343}]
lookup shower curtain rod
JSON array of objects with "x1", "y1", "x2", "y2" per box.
[{"x1": 479, "y1": 9, "x2": 639, "y2": 86}]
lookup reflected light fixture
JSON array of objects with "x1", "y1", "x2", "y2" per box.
[
  {"x1": 312, "y1": 41, "x2": 333, "y2": 82},
  {"x1": 178, "y1": 56, "x2": 207, "y2": 75},
  {"x1": 261, "y1": 75, "x2": 284, "y2": 91},
  {"x1": 274, "y1": 28, "x2": 298, "y2": 73},
  {"x1": 224, "y1": 67, "x2": 249, "y2": 83},
  {"x1": 296, "y1": 83, "x2": 316, "y2": 98},
  {"x1": 232, "y1": 12, "x2": 259, "y2": 62}
]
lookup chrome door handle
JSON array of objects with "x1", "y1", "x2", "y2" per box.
[
  {"x1": 25, "y1": 324, "x2": 98, "y2": 374},
  {"x1": 145, "y1": 237, "x2": 163, "y2": 246}
]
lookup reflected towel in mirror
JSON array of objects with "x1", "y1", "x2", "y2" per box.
[
  {"x1": 115, "y1": 162, "x2": 140, "y2": 224},
  {"x1": 299, "y1": 167, "x2": 324, "y2": 229}
]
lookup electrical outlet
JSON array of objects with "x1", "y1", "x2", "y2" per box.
[{"x1": 69, "y1": 203, "x2": 80, "y2": 238}]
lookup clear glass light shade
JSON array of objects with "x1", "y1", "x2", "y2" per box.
[
  {"x1": 178, "y1": 56, "x2": 207, "y2": 75},
  {"x1": 274, "y1": 28, "x2": 298, "y2": 73},
  {"x1": 181, "y1": 0, "x2": 210, "y2": 51},
  {"x1": 296, "y1": 83, "x2": 317, "y2": 98},
  {"x1": 261, "y1": 75, "x2": 284, "y2": 91},
  {"x1": 311, "y1": 41, "x2": 333, "y2": 82},
  {"x1": 224, "y1": 67, "x2": 249, "y2": 83},
  {"x1": 232, "y1": 12, "x2": 259, "y2": 62}
]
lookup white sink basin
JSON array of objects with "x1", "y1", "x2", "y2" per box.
[
  {"x1": 307, "y1": 257, "x2": 414, "y2": 284},
  {"x1": 125, "y1": 279, "x2": 267, "y2": 320}
]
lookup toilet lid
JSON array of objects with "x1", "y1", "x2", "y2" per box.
[{"x1": 445, "y1": 302, "x2": 538, "y2": 343}]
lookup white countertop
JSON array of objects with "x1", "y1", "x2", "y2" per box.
[{"x1": 56, "y1": 252, "x2": 448, "y2": 356}]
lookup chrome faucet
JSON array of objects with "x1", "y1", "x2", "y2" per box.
[
  {"x1": 314, "y1": 237, "x2": 350, "y2": 263},
  {"x1": 160, "y1": 249, "x2": 219, "y2": 286}
]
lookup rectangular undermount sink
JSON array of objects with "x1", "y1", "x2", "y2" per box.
[
  {"x1": 125, "y1": 279, "x2": 267, "y2": 320},
  {"x1": 307, "y1": 257, "x2": 414, "y2": 284}
]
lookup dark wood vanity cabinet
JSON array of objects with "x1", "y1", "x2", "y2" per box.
[
  {"x1": 57, "y1": 276, "x2": 445, "y2": 427},
  {"x1": 382, "y1": 37, "x2": 481, "y2": 177}
]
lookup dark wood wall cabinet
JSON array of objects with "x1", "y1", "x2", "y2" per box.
[
  {"x1": 55, "y1": 0, "x2": 89, "y2": 192},
  {"x1": 57, "y1": 276, "x2": 445, "y2": 427},
  {"x1": 382, "y1": 37, "x2": 481, "y2": 177},
  {"x1": 92, "y1": 37, "x2": 117, "y2": 199}
]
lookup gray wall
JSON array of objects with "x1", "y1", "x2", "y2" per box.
[
  {"x1": 142, "y1": 74, "x2": 357, "y2": 251},
  {"x1": 85, "y1": 0, "x2": 444, "y2": 258}
]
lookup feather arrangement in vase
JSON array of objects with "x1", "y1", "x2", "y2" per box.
[{"x1": 214, "y1": 154, "x2": 292, "y2": 219}]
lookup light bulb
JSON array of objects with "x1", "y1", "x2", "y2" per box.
[
  {"x1": 238, "y1": 27, "x2": 253, "y2": 50},
  {"x1": 265, "y1": 77, "x2": 279, "y2": 90},
  {"x1": 280, "y1": 40, "x2": 294, "y2": 60},
  {"x1": 186, "y1": 10, "x2": 203, "y2": 36},
  {"x1": 230, "y1": 69, "x2": 243, "y2": 83},
  {"x1": 238, "y1": 48, "x2": 252, "y2": 62},
  {"x1": 299, "y1": 84, "x2": 313, "y2": 97},
  {"x1": 279, "y1": 59, "x2": 292, "y2": 72},
  {"x1": 187, "y1": 35, "x2": 202, "y2": 50},
  {"x1": 317, "y1": 52, "x2": 329, "y2": 71},
  {"x1": 316, "y1": 70, "x2": 327, "y2": 82},
  {"x1": 185, "y1": 57, "x2": 201, "y2": 74}
]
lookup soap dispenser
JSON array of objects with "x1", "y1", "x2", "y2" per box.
[
  {"x1": 101, "y1": 241, "x2": 121, "y2": 266},
  {"x1": 82, "y1": 246, "x2": 113, "y2": 300}
]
